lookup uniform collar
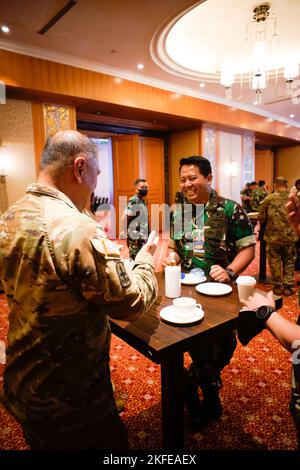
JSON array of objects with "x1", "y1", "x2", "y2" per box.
[{"x1": 26, "y1": 183, "x2": 79, "y2": 211}]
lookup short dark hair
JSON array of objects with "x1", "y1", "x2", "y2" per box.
[
  {"x1": 179, "y1": 156, "x2": 212, "y2": 177},
  {"x1": 249, "y1": 181, "x2": 257, "y2": 186},
  {"x1": 295, "y1": 179, "x2": 300, "y2": 186},
  {"x1": 134, "y1": 178, "x2": 147, "y2": 186},
  {"x1": 258, "y1": 180, "x2": 265, "y2": 187}
]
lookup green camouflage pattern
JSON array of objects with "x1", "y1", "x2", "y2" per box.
[
  {"x1": 251, "y1": 187, "x2": 268, "y2": 211},
  {"x1": 170, "y1": 189, "x2": 255, "y2": 274},
  {"x1": 0, "y1": 183, "x2": 157, "y2": 448},
  {"x1": 125, "y1": 194, "x2": 149, "y2": 260},
  {"x1": 259, "y1": 190, "x2": 298, "y2": 244},
  {"x1": 266, "y1": 243, "x2": 296, "y2": 287}
]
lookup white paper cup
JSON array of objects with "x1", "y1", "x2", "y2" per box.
[
  {"x1": 236, "y1": 276, "x2": 257, "y2": 302},
  {"x1": 173, "y1": 297, "x2": 202, "y2": 319}
]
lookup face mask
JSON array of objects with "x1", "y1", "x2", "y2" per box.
[{"x1": 138, "y1": 188, "x2": 148, "y2": 197}]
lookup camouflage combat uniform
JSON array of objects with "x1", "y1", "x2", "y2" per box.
[
  {"x1": 251, "y1": 187, "x2": 268, "y2": 211},
  {"x1": 0, "y1": 184, "x2": 158, "y2": 450},
  {"x1": 125, "y1": 194, "x2": 149, "y2": 260},
  {"x1": 259, "y1": 190, "x2": 297, "y2": 289},
  {"x1": 170, "y1": 189, "x2": 255, "y2": 389}
]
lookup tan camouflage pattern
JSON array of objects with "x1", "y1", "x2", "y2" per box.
[
  {"x1": 266, "y1": 243, "x2": 296, "y2": 287},
  {"x1": 259, "y1": 190, "x2": 297, "y2": 289},
  {"x1": 0, "y1": 183, "x2": 157, "y2": 449},
  {"x1": 259, "y1": 190, "x2": 298, "y2": 244}
]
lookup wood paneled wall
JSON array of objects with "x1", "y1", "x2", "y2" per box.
[
  {"x1": 1, "y1": 50, "x2": 300, "y2": 141},
  {"x1": 255, "y1": 149, "x2": 274, "y2": 191}
]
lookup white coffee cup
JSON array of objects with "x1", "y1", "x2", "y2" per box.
[
  {"x1": 173, "y1": 297, "x2": 202, "y2": 319},
  {"x1": 236, "y1": 275, "x2": 257, "y2": 302}
]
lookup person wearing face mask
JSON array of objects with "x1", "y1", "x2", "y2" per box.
[{"x1": 124, "y1": 178, "x2": 149, "y2": 260}]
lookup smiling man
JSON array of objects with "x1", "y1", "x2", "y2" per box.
[{"x1": 165, "y1": 155, "x2": 256, "y2": 430}]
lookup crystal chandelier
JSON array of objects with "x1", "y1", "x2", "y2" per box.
[{"x1": 220, "y1": 2, "x2": 299, "y2": 104}]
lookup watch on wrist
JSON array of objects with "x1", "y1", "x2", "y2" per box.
[
  {"x1": 256, "y1": 305, "x2": 276, "y2": 323},
  {"x1": 225, "y1": 267, "x2": 237, "y2": 281}
]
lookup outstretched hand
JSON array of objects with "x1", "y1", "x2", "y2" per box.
[{"x1": 140, "y1": 231, "x2": 159, "y2": 256}]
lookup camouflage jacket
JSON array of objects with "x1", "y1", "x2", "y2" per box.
[
  {"x1": 125, "y1": 194, "x2": 149, "y2": 241},
  {"x1": 251, "y1": 187, "x2": 268, "y2": 211},
  {"x1": 0, "y1": 184, "x2": 157, "y2": 424},
  {"x1": 170, "y1": 189, "x2": 255, "y2": 273},
  {"x1": 258, "y1": 190, "x2": 298, "y2": 244}
]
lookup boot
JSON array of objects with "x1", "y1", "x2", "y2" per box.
[{"x1": 189, "y1": 385, "x2": 222, "y2": 431}]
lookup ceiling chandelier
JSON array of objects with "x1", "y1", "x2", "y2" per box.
[{"x1": 220, "y1": 2, "x2": 299, "y2": 104}]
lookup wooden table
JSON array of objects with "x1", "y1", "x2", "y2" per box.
[{"x1": 110, "y1": 272, "x2": 282, "y2": 449}]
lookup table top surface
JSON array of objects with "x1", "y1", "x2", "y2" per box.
[{"x1": 110, "y1": 272, "x2": 246, "y2": 363}]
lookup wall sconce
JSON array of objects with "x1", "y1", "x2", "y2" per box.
[
  {"x1": 0, "y1": 138, "x2": 8, "y2": 177},
  {"x1": 230, "y1": 161, "x2": 238, "y2": 177}
]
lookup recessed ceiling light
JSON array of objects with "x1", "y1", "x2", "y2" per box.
[
  {"x1": 289, "y1": 113, "x2": 295, "y2": 118},
  {"x1": 114, "y1": 77, "x2": 123, "y2": 84},
  {"x1": 1, "y1": 25, "x2": 10, "y2": 33},
  {"x1": 253, "y1": 101, "x2": 258, "y2": 105},
  {"x1": 199, "y1": 82, "x2": 205, "y2": 88},
  {"x1": 137, "y1": 63, "x2": 144, "y2": 70}
]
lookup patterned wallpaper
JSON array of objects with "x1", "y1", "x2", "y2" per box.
[
  {"x1": 0, "y1": 99, "x2": 36, "y2": 207},
  {"x1": 242, "y1": 134, "x2": 255, "y2": 186}
]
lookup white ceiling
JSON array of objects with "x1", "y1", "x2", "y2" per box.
[{"x1": 0, "y1": 0, "x2": 300, "y2": 126}]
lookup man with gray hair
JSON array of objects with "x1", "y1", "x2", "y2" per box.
[{"x1": 0, "y1": 130, "x2": 158, "y2": 449}]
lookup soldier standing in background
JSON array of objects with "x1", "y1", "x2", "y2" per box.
[
  {"x1": 0, "y1": 130, "x2": 158, "y2": 450},
  {"x1": 258, "y1": 176, "x2": 297, "y2": 296},
  {"x1": 124, "y1": 178, "x2": 149, "y2": 260}
]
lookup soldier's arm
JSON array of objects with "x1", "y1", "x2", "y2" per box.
[
  {"x1": 52, "y1": 217, "x2": 158, "y2": 322},
  {"x1": 258, "y1": 196, "x2": 269, "y2": 223}
]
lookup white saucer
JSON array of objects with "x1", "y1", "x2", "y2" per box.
[
  {"x1": 196, "y1": 282, "x2": 232, "y2": 296},
  {"x1": 159, "y1": 305, "x2": 204, "y2": 325},
  {"x1": 181, "y1": 274, "x2": 207, "y2": 286}
]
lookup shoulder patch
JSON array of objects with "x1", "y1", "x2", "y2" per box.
[
  {"x1": 116, "y1": 261, "x2": 131, "y2": 288},
  {"x1": 91, "y1": 238, "x2": 120, "y2": 257}
]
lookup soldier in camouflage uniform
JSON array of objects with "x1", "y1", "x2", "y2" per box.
[
  {"x1": 259, "y1": 177, "x2": 297, "y2": 296},
  {"x1": 124, "y1": 179, "x2": 149, "y2": 260},
  {"x1": 166, "y1": 156, "x2": 255, "y2": 430},
  {"x1": 251, "y1": 180, "x2": 268, "y2": 211},
  {"x1": 0, "y1": 131, "x2": 158, "y2": 450}
]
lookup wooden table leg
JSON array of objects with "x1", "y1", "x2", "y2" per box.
[{"x1": 161, "y1": 351, "x2": 184, "y2": 449}]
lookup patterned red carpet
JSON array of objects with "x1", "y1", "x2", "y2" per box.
[{"x1": 0, "y1": 236, "x2": 299, "y2": 450}]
